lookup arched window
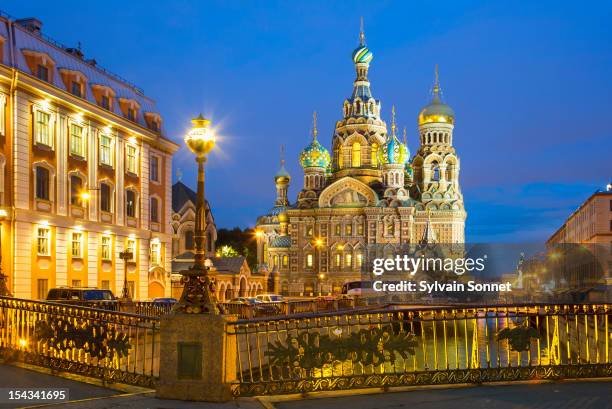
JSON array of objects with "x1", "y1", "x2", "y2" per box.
[
  {"x1": 184, "y1": 230, "x2": 194, "y2": 250},
  {"x1": 432, "y1": 162, "x2": 440, "y2": 181},
  {"x1": 371, "y1": 143, "x2": 378, "y2": 167},
  {"x1": 337, "y1": 148, "x2": 343, "y2": 168},
  {"x1": 273, "y1": 255, "x2": 279, "y2": 267},
  {"x1": 282, "y1": 255, "x2": 289, "y2": 267},
  {"x1": 351, "y1": 142, "x2": 361, "y2": 167}
]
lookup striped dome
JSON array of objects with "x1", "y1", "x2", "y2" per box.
[
  {"x1": 352, "y1": 46, "x2": 373, "y2": 64},
  {"x1": 299, "y1": 140, "x2": 331, "y2": 169},
  {"x1": 378, "y1": 133, "x2": 408, "y2": 165}
]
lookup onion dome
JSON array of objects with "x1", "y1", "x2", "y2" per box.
[
  {"x1": 419, "y1": 65, "x2": 455, "y2": 126},
  {"x1": 378, "y1": 106, "x2": 409, "y2": 165},
  {"x1": 274, "y1": 161, "x2": 291, "y2": 184},
  {"x1": 299, "y1": 111, "x2": 331, "y2": 169},
  {"x1": 277, "y1": 210, "x2": 288, "y2": 223},
  {"x1": 352, "y1": 18, "x2": 373, "y2": 64}
]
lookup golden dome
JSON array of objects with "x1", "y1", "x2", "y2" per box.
[
  {"x1": 277, "y1": 211, "x2": 288, "y2": 223},
  {"x1": 418, "y1": 65, "x2": 455, "y2": 126}
]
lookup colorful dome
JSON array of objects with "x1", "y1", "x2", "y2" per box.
[
  {"x1": 352, "y1": 46, "x2": 373, "y2": 64},
  {"x1": 299, "y1": 139, "x2": 331, "y2": 169},
  {"x1": 378, "y1": 133, "x2": 408, "y2": 165}
]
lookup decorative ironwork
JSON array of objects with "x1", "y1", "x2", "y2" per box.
[
  {"x1": 0, "y1": 296, "x2": 159, "y2": 388},
  {"x1": 230, "y1": 303, "x2": 611, "y2": 396}
]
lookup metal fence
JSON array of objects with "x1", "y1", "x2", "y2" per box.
[
  {"x1": 229, "y1": 303, "x2": 612, "y2": 396},
  {"x1": 0, "y1": 297, "x2": 160, "y2": 387}
]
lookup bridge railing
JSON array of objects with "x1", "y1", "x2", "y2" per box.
[
  {"x1": 228, "y1": 303, "x2": 611, "y2": 396},
  {"x1": 0, "y1": 297, "x2": 160, "y2": 388}
]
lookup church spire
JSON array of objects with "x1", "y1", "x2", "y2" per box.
[
  {"x1": 312, "y1": 110, "x2": 318, "y2": 141},
  {"x1": 359, "y1": 16, "x2": 365, "y2": 46},
  {"x1": 274, "y1": 144, "x2": 291, "y2": 206},
  {"x1": 390, "y1": 105, "x2": 397, "y2": 136}
]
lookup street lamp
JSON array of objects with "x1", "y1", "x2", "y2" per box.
[
  {"x1": 173, "y1": 114, "x2": 221, "y2": 314},
  {"x1": 119, "y1": 249, "x2": 133, "y2": 300},
  {"x1": 0, "y1": 209, "x2": 11, "y2": 297}
]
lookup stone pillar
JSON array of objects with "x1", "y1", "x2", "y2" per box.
[{"x1": 156, "y1": 313, "x2": 237, "y2": 402}]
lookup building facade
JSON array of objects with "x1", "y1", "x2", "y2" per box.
[
  {"x1": 256, "y1": 27, "x2": 466, "y2": 296},
  {"x1": 547, "y1": 186, "x2": 612, "y2": 298},
  {"x1": 0, "y1": 15, "x2": 179, "y2": 300}
]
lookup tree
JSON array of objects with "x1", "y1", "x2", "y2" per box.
[
  {"x1": 216, "y1": 227, "x2": 258, "y2": 268},
  {"x1": 216, "y1": 245, "x2": 239, "y2": 258}
]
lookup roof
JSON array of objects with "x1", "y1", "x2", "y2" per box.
[
  {"x1": 171, "y1": 252, "x2": 247, "y2": 275},
  {"x1": 0, "y1": 13, "x2": 172, "y2": 140},
  {"x1": 270, "y1": 235, "x2": 291, "y2": 248},
  {"x1": 172, "y1": 181, "x2": 197, "y2": 212}
]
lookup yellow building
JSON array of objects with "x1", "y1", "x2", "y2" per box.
[{"x1": 0, "y1": 16, "x2": 179, "y2": 299}]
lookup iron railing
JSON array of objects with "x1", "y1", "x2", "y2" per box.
[
  {"x1": 229, "y1": 303, "x2": 611, "y2": 396},
  {"x1": 0, "y1": 297, "x2": 160, "y2": 387}
]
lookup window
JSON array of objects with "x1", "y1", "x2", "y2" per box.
[
  {"x1": 337, "y1": 148, "x2": 343, "y2": 168},
  {"x1": 351, "y1": 142, "x2": 361, "y2": 167},
  {"x1": 150, "y1": 197, "x2": 159, "y2": 222},
  {"x1": 37, "y1": 279, "x2": 48, "y2": 300},
  {"x1": 101, "y1": 236, "x2": 111, "y2": 260},
  {"x1": 126, "y1": 238, "x2": 136, "y2": 261},
  {"x1": 35, "y1": 111, "x2": 51, "y2": 146},
  {"x1": 126, "y1": 190, "x2": 136, "y2": 218},
  {"x1": 35, "y1": 167, "x2": 50, "y2": 200},
  {"x1": 71, "y1": 232, "x2": 83, "y2": 258},
  {"x1": 357, "y1": 223, "x2": 364, "y2": 235},
  {"x1": 345, "y1": 224, "x2": 352, "y2": 236},
  {"x1": 432, "y1": 162, "x2": 440, "y2": 181},
  {"x1": 100, "y1": 183, "x2": 112, "y2": 212},
  {"x1": 37, "y1": 227, "x2": 50, "y2": 256},
  {"x1": 126, "y1": 144, "x2": 137, "y2": 174},
  {"x1": 71, "y1": 280, "x2": 82, "y2": 288},
  {"x1": 0, "y1": 94, "x2": 6, "y2": 136},
  {"x1": 335, "y1": 224, "x2": 341, "y2": 236},
  {"x1": 306, "y1": 253, "x2": 313, "y2": 268},
  {"x1": 127, "y1": 108, "x2": 135, "y2": 121},
  {"x1": 70, "y1": 175, "x2": 83, "y2": 206},
  {"x1": 150, "y1": 155, "x2": 159, "y2": 182},
  {"x1": 306, "y1": 226, "x2": 313, "y2": 237},
  {"x1": 99, "y1": 134, "x2": 113, "y2": 166},
  {"x1": 70, "y1": 124, "x2": 84, "y2": 157},
  {"x1": 282, "y1": 255, "x2": 288, "y2": 267},
  {"x1": 36, "y1": 64, "x2": 49, "y2": 82},
  {"x1": 71, "y1": 82, "x2": 82, "y2": 97},
  {"x1": 335, "y1": 253, "x2": 341, "y2": 267},
  {"x1": 345, "y1": 253, "x2": 353, "y2": 268},
  {"x1": 273, "y1": 255, "x2": 279, "y2": 267},
  {"x1": 371, "y1": 143, "x2": 378, "y2": 167},
  {"x1": 356, "y1": 253, "x2": 363, "y2": 268},
  {"x1": 101, "y1": 280, "x2": 110, "y2": 290},
  {"x1": 101, "y1": 95, "x2": 110, "y2": 110},
  {"x1": 150, "y1": 241, "x2": 161, "y2": 265},
  {"x1": 185, "y1": 230, "x2": 194, "y2": 250},
  {"x1": 386, "y1": 223, "x2": 395, "y2": 236}
]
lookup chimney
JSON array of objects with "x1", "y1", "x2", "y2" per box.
[{"x1": 15, "y1": 18, "x2": 43, "y2": 36}]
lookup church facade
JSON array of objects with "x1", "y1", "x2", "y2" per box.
[{"x1": 255, "y1": 27, "x2": 466, "y2": 296}]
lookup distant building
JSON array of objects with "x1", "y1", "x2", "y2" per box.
[
  {"x1": 547, "y1": 186, "x2": 612, "y2": 299},
  {"x1": 170, "y1": 181, "x2": 269, "y2": 300},
  {"x1": 0, "y1": 15, "x2": 179, "y2": 299}
]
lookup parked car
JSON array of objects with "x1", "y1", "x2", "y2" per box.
[
  {"x1": 152, "y1": 297, "x2": 177, "y2": 305},
  {"x1": 255, "y1": 294, "x2": 285, "y2": 303},
  {"x1": 46, "y1": 287, "x2": 118, "y2": 310},
  {"x1": 230, "y1": 297, "x2": 261, "y2": 305}
]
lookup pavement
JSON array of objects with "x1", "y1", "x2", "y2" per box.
[{"x1": 0, "y1": 364, "x2": 610, "y2": 409}]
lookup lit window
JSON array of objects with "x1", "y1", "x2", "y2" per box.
[
  {"x1": 126, "y1": 238, "x2": 136, "y2": 261},
  {"x1": 126, "y1": 190, "x2": 136, "y2": 218},
  {"x1": 150, "y1": 197, "x2": 159, "y2": 222},
  {"x1": 356, "y1": 253, "x2": 363, "y2": 268},
  {"x1": 351, "y1": 142, "x2": 361, "y2": 167},
  {"x1": 70, "y1": 123, "x2": 84, "y2": 157},
  {"x1": 357, "y1": 223, "x2": 364, "y2": 235},
  {"x1": 345, "y1": 224, "x2": 352, "y2": 236},
  {"x1": 101, "y1": 236, "x2": 111, "y2": 260},
  {"x1": 337, "y1": 148, "x2": 343, "y2": 168},
  {"x1": 282, "y1": 255, "x2": 288, "y2": 267},
  {"x1": 100, "y1": 183, "x2": 112, "y2": 212},
  {"x1": 71, "y1": 232, "x2": 83, "y2": 258},
  {"x1": 150, "y1": 241, "x2": 161, "y2": 265},
  {"x1": 35, "y1": 111, "x2": 51, "y2": 146},
  {"x1": 345, "y1": 253, "x2": 353, "y2": 268},
  {"x1": 71, "y1": 82, "x2": 82, "y2": 97},
  {"x1": 35, "y1": 167, "x2": 50, "y2": 200},
  {"x1": 36, "y1": 64, "x2": 49, "y2": 82},
  {"x1": 37, "y1": 227, "x2": 50, "y2": 256},
  {"x1": 335, "y1": 253, "x2": 341, "y2": 267},
  {"x1": 0, "y1": 94, "x2": 6, "y2": 136},
  {"x1": 371, "y1": 143, "x2": 379, "y2": 167},
  {"x1": 273, "y1": 255, "x2": 279, "y2": 267},
  {"x1": 150, "y1": 155, "x2": 159, "y2": 182},
  {"x1": 99, "y1": 133, "x2": 113, "y2": 166},
  {"x1": 306, "y1": 253, "x2": 313, "y2": 268},
  {"x1": 335, "y1": 224, "x2": 341, "y2": 236},
  {"x1": 70, "y1": 175, "x2": 83, "y2": 206},
  {"x1": 126, "y1": 144, "x2": 137, "y2": 174}
]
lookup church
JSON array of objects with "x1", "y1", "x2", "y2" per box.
[{"x1": 255, "y1": 25, "x2": 466, "y2": 296}]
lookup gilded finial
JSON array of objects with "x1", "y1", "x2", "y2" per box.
[
  {"x1": 391, "y1": 105, "x2": 397, "y2": 136},
  {"x1": 403, "y1": 127, "x2": 407, "y2": 145},
  {"x1": 433, "y1": 64, "x2": 440, "y2": 95},
  {"x1": 359, "y1": 16, "x2": 365, "y2": 46},
  {"x1": 312, "y1": 111, "x2": 318, "y2": 140},
  {"x1": 280, "y1": 144, "x2": 285, "y2": 166}
]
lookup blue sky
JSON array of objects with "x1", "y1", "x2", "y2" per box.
[{"x1": 4, "y1": 0, "x2": 611, "y2": 242}]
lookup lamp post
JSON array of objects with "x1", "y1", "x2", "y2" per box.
[
  {"x1": 314, "y1": 238, "x2": 324, "y2": 296},
  {"x1": 0, "y1": 209, "x2": 11, "y2": 297},
  {"x1": 119, "y1": 249, "x2": 133, "y2": 300},
  {"x1": 173, "y1": 114, "x2": 221, "y2": 314}
]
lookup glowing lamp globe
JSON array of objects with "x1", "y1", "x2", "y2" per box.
[{"x1": 185, "y1": 114, "x2": 215, "y2": 157}]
